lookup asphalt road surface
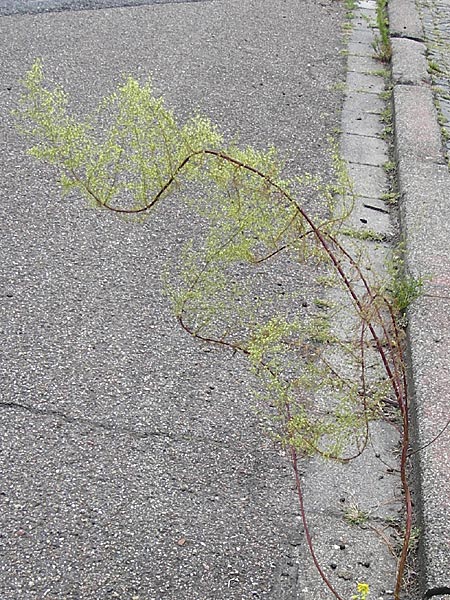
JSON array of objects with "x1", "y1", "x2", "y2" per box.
[
  {"x1": 0, "y1": 1, "x2": 346, "y2": 598},
  {"x1": 0, "y1": 0, "x2": 210, "y2": 17}
]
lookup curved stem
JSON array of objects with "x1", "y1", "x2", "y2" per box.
[
  {"x1": 289, "y1": 439, "x2": 345, "y2": 600},
  {"x1": 78, "y1": 146, "x2": 412, "y2": 599},
  {"x1": 395, "y1": 408, "x2": 412, "y2": 600}
]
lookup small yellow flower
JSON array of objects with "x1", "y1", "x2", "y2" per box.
[
  {"x1": 357, "y1": 582, "x2": 370, "y2": 599},
  {"x1": 352, "y1": 582, "x2": 370, "y2": 600}
]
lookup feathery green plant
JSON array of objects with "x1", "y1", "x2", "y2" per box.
[
  {"x1": 373, "y1": 0, "x2": 391, "y2": 63},
  {"x1": 14, "y1": 59, "x2": 414, "y2": 600}
]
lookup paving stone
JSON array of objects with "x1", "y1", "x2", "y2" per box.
[
  {"x1": 341, "y1": 133, "x2": 389, "y2": 166},
  {"x1": 344, "y1": 91, "x2": 386, "y2": 114},
  {"x1": 347, "y1": 163, "x2": 389, "y2": 198},
  {"x1": 341, "y1": 107, "x2": 384, "y2": 137},
  {"x1": 348, "y1": 202, "x2": 393, "y2": 235},
  {"x1": 346, "y1": 71, "x2": 386, "y2": 94},
  {"x1": 416, "y1": 0, "x2": 450, "y2": 161},
  {"x1": 357, "y1": 0, "x2": 377, "y2": 10},
  {"x1": 388, "y1": 0, "x2": 425, "y2": 41},
  {"x1": 350, "y1": 28, "x2": 378, "y2": 46},
  {"x1": 347, "y1": 41, "x2": 376, "y2": 57},
  {"x1": 349, "y1": 8, "x2": 377, "y2": 29},
  {"x1": 391, "y1": 37, "x2": 431, "y2": 86},
  {"x1": 393, "y1": 85, "x2": 444, "y2": 164},
  {"x1": 346, "y1": 53, "x2": 385, "y2": 73}
]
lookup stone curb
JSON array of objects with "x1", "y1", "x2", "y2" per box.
[
  {"x1": 388, "y1": 0, "x2": 450, "y2": 597},
  {"x1": 389, "y1": 0, "x2": 424, "y2": 41}
]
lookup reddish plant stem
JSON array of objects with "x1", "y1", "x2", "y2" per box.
[
  {"x1": 76, "y1": 147, "x2": 412, "y2": 599},
  {"x1": 289, "y1": 442, "x2": 346, "y2": 600},
  {"x1": 359, "y1": 320, "x2": 370, "y2": 450},
  {"x1": 203, "y1": 153, "x2": 406, "y2": 414},
  {"x1": 396, "y1": 421, "x2": 413, "y2": 600}
]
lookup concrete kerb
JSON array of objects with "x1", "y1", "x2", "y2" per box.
[
  {"x1": 388, "y1": 0, "x2": 450, "y2": 596},
  {"x1": 388, "y1": 0, "x2": 424, "y2": 41}
]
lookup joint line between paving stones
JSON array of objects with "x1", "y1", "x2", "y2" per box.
[
  {"x1": 348, "y1": 160, "x2": 386, "y2": 168},
  {"x1": 362, "y1": 202, "x2": 390, "y2": 213},
  {"x1": 344, "y1": 130, "x2": 384, "y2": 141},
  {"x1": 391, "y1": 33, "x2": 425, "y2": 43},
  {"x1": 351, "y1": 90, "x2": 385, "y2": 96}
]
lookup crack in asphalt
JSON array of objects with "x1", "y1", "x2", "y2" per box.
[{"x1": 0, "y1": 400, "x2": 203, "y2": 444}]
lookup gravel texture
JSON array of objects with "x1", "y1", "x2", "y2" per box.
[{"x1": 0, "y1": 1, "x2": 348, "y2": 598}]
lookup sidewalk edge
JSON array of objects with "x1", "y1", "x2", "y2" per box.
[{"x1": 389, "y1": 0, "x2": 450, "y2": 596}]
